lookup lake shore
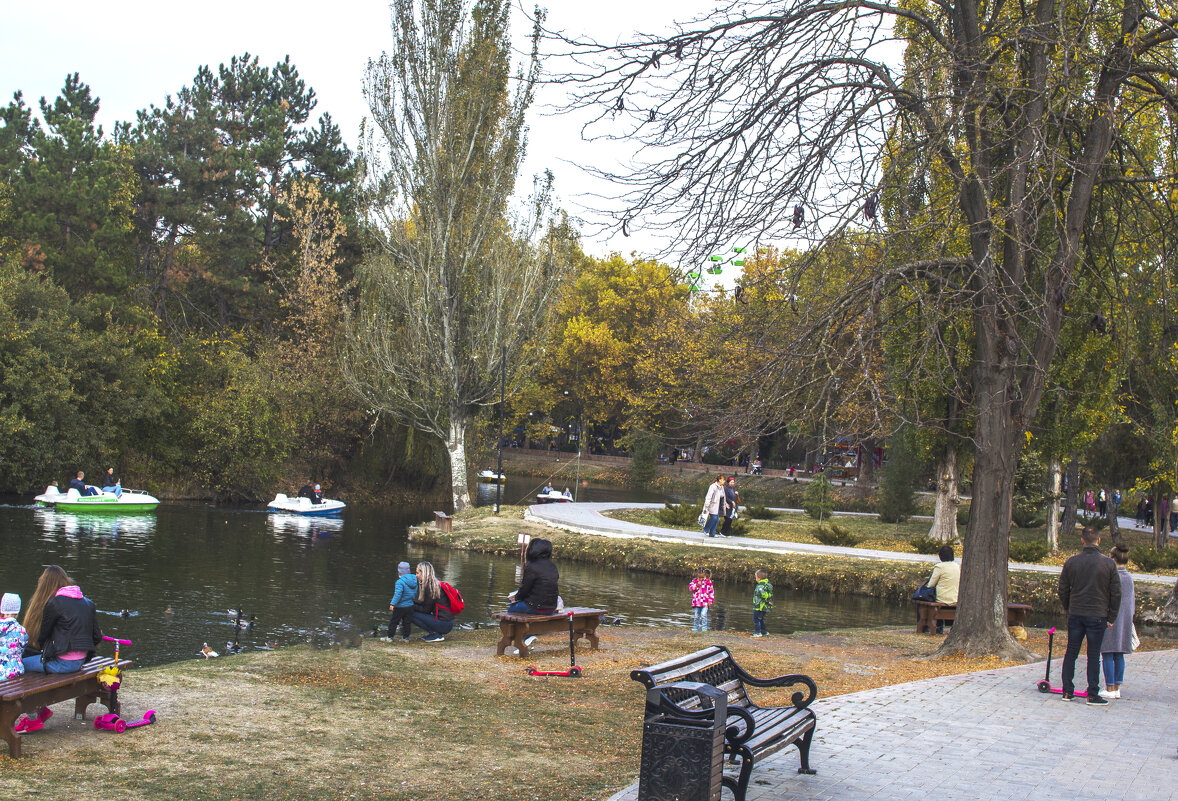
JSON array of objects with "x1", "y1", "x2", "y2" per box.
[{"x1": 5, "y1": 623, "x2": 1159, "y2": 800}]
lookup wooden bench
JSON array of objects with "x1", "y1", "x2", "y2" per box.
[
  {"x1": 493, "y1": 607, "x2": 605, "y2": 657},
  {"x1": 915, "y1": 601, "x2": 1032, "y2": 633},
  {"x1": 0, "y1": 656, "x2": 132, "y2": 758},
  {"x1": 632, "y1": 645, "x2": 817, "y2": 801},
  {"x1": 433, "y1": 511, "x2": 453, "y2": 532}
]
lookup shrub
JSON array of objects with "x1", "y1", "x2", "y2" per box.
[
  {"x1": 1076, "y1": 513, "x2": 1108, "y2": 531},
  {"x1": 727, "y1": 518, "x2": 752, "y2": 537},
  {"x1": 876, "y1": 433, "x2": 919, "y2": 523},
  {"x1": 658, "y1": 503, "x2": 704, "y2": 528},
  {"x1": 803, "y1": 474, "x2": 835, "y2": 520},
  {"x1": 1011, "y1": 503, "x2": 1045, "y2": 529},
  {"x1": 812, "y1": 524, "x2": 861, "y2": 547},
  {"x1": 1009, "y1": 540, "x2": 1050, "y2": 563},
  {"x1": 909, "y1": 535, "x2": 943, "y2": 554},
  {"x1": 1129, "y1": 546, "x2": 1178, "y2": 572},
  {"x1": 745, "y1": 505, "x2": 779, "y2": 520},
  {"x1": 627, "y1": 430, "x2": 662, "y2": 489},
  {"x1": 956, "y1": 506, "x2": 970, "y2": 526}
]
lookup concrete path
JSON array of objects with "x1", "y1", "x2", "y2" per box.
[
  {"x1": 607, "y1": 647, "x2": 1178, "y2": 801},
  {"x1": 525, "y1": 502, "x2": 1176, "y2": 585}
]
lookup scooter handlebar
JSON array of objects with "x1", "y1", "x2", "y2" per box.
[
  {"x1": 1047, "y1": 627, "x2": 1056, "y2": 635},
  {"x1": 102, "y1": 636, "x2": 133, "y2": 645}
]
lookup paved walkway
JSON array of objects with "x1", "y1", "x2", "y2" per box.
[
  {"x1": 607, "y1": 648, "x2": 1178, "y2": 801},
  {"x1": 526, "y1": 502, "x2": 1176, "y2": 585}
]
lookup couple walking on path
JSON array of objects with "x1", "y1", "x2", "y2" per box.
[{"x1": 701, "y1": 474, "x2": 740, "y2": 538}]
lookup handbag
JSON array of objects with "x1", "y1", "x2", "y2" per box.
[
  {"x1": 697, "y1": 512, "x2": 708, "y2": 527},
  {"x1": 912, "y1": 582, "x2": 937, "y2": 602},
  {"x1": 731, "y1": 508, "x2": 739, "y2": 520},
  {"x1": 1130, "y1": 623, "x2": 1140, "y2": 651}
]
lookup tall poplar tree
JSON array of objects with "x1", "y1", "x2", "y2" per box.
[{"x1": 347, "y1": 0, "x2": 570, "y2": 511}]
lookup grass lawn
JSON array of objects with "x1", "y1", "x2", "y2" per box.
[{"x1": 6, "y1": 624, "x2": 1160, "y2": 800}]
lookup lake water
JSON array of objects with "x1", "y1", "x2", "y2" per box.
[{"x1": 0, "y1": 478, "x2": 942, "y2": 667}]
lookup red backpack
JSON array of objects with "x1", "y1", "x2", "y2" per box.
[{"x1": 439, "y1": 581, "x2": 464, "y2": 615}]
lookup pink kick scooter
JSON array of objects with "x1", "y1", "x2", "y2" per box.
[{"x1": 1036, "y1": 627, "x2": 1089, "y2": 698}]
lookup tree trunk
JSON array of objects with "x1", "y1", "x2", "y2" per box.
[
  {"x1": 1060, "y1": 454, "x2": 1080, "y2": 540},
  {"x1": 858, "y1": 437, "x2": 876, "y2": 484},
  {"x1": 1154, "y1": 483, "x2": 1168, "y2": 550},
  {"x1": 1153, "y1": 583, "x2": 1178, "y2": 624},
  {"x1": 447, "y1": 412, "x2": 472, "y2": 513},
  {"x1": 928, "y1": 445, "x2": 959, "y2": 542},
  {"x1": 1045, "y1": 457, "x2": 1062, "y2": 552},
  {"x1": 693, "y1": 436, "x2": 703, "y2": 463},
  {"x1": 1103, "y1": 483, "x2": 1123, "y2": 550},
  {"x1": 938, "y1": 366, "x2": 1032, "y2": 660}
]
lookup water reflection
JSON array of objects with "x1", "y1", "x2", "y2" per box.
[
  {"x1": 266, "y1": 513, "x2": 345, "y2": 538},
  {"x1": 33, "y1": 506, "x2": 157, "y2": 541}
]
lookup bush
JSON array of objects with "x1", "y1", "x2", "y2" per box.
[
  {"x1": 745, "y1": 505, "x2": 779, "y2": 520},
  {"x1": 1011, "y1": 502, "x2": 1045, "y2": 529},
  {"x1": 876, "y1": 433, "x2": 919, "y2": 523},
  {"x1": 812, "y1": 524, "x2": 861, "y2": 547},
  {"x1": 803, "y1": 474, "x2": 835, "y2": 520},
  {"x1": 1129, "y1": 546, "x2": 1178, "y2": 572},
  {"x1": 956, "y1": 506, "x2": 970, "y2": 526},
  {"x1": 658, "y1": 503, "x2": 705, "y2": 528},
  {"x1": 1009, "y1": 540, "x2": 1050, "y2": 563},
  {"x1": 1076, "y1": 513, "x2": 1108, "y2": 531},
  {"x1": 727, "y1": 518, "x2": 752, "y2": 537},
  {"x1": 627, "y1": 430, "x2": 661, "y2": 489},
  {"x1": 909, "y1": 535, "x2": 943, "y2": 554}
]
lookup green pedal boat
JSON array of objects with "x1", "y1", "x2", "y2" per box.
[{"x1": 34, "y1": 484, "x2": 160, "y2": 513}]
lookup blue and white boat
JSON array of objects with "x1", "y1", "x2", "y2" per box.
[{"x1": 267, "y1": 493, "x2": 346, "y2": 516}]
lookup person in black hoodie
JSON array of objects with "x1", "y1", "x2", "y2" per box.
[
  {"x1": 507, "y1": 538, "x2": 559, "y2": 614},
  {"x1": 16, "y1": 565, "x2": 102, "y2": 733}
]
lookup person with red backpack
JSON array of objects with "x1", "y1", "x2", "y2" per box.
[
  {"x1": 409, "y1": 562, "x2": 461, "y2": 643},
  {"x1": 507, "y1": 538, "x2": 559, "y2": 614}
]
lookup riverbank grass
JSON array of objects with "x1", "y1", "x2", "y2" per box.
[{"x1": 0, "y1": 625, "x2": 1125, "y2": 801}]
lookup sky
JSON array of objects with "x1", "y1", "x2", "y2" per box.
[{"x1": 0, "y1": 0, "x2": 718, "y2": 261}]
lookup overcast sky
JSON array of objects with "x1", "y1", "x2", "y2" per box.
[{"x1": 0, "y1": 0, "x2": 721, "y2": 260}]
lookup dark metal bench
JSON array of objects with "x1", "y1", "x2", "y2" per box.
[
  {"x1": 915, "y1": 601, "x2": 1031, "y2": 633},
  {"x1": 0, "y1": 656, "x2": 132, "y2": 758},
  {"x1": 632, "y1": 645, "x2": 817, "y2": 801},
  {"x1": 492, "y1": 607, "x2": 605, "y2": 656}
]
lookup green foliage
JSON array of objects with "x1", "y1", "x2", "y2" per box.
[
  {"x1": 658, "y1": 502, "x2": 705, "y2": 527},
  {"x1": 626, "y1": 429, "x2": 661, "y2": 489},
  {"x1": 1128, "y1": 547, "x2": 1178, "y2": 572},
  {"x1": 811, "y1": 524, "x2": 861, "y2": 546},
  {"x1": 1012, "y1": 505, "x2": 1046, "y2": 529},
  {"x1": 1009, "y1": 540, "x2": 1050, "y2": 563},
  {"x1": 909, "y1": 535, "x2": 943, "y2": 554},
  {"x1": 1076, "y1": 513, "x2": 1108, "y2": 531},
  {"x1": 744, "y1": 505, "x2": 780, "y2": 520},
  {"x1": 876, "y1": 432, "x2": 920, "y2": 523},
  {"x1": 956, "y1": 506, "x2": 970, "y2": 526},
  {"x1": 1011, "y1": 451, "x2": 1047, "y2": 528},
  {"x1": 803, "y1": 473, "x2": 835, "y2": 519}
]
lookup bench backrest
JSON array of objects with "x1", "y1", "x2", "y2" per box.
[
  {"x1": 0, "y1": 657, "x2": 132, "y2": 701},
  {"x1": 631, "y1": 645, "x2": 751, "y2": 710}
]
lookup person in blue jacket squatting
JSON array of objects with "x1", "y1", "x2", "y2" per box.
[{"x1": 386, "y1": 561, "x2": 418, "y2": 642}]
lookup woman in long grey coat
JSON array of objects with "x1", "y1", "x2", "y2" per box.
[{"x1": 1100, "y1": 545, "x2": 1136, "y2": 699}]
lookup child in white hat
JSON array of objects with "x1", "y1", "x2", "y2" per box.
[{"x1": 0, "y1": 593, "x2": 28, "y2": 680}]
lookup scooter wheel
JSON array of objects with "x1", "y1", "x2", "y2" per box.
[
  {"x1": 115, "y1": 719, "x2": 127, "y2": 733},
  {"x1": 145, "y1": 711, "x2": 157, "y2": 724},
  {"x1": 525, "y1": 667, "x2": 539, "y2": 676},
  {"x1": 1037, "y1": 680, "x2": 1051, "y2": 693},
  {"x1": 569, "y1": 666, "x2": 582, "y2": 677}
]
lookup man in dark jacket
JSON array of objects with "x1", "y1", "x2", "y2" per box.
[{"x1": 1058, "y1": 526, "x2": 1121, "y2": 704}]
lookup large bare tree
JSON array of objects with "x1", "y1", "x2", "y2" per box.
[
  {"x1": 553, "y1": 0, "x2": 1178, "y2": 657},
  {"x1": 347, "y1": 0, "x2": 572, "y2": 511}
]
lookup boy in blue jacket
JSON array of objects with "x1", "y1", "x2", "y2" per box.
[{"x1": 387, "y1": 562, "x2": 418, "y2": 641}]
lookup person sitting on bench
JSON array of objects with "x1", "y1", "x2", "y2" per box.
[
  {"x1": 926, "y1": 545, "x2": 960, "y2": 633},
  {"x1": 507, "y1": 538, "x2": 559, "y2": 614}
]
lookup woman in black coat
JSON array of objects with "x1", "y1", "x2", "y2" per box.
[{"x1": 507, "y1": 538, "x2": 559, "y2": 613}]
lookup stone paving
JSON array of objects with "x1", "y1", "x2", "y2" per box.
[
  {"x1": 607, "y1": 648, "x2": 1178, "y2": 801},
  {"x1": 527, "y1": 502, "x2": 1176, "y2": 586}
]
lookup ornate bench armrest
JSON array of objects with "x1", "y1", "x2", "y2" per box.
[
  {"x1": 734, "y1": 667, "x2": 818, "y2": 709},
  {"x1": 644, "y1": 681, "x2": 727, "y2": 722},
  {"x1": 723, "y1": 706, "x2": 757, "y2": 746}
]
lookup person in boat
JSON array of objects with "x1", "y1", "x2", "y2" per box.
[
  {"x1": 561, "y1": 487, "x2": 573, "y2": 499},
  {"x1": 69, "y1": 471, "x2": 99, "y2": 497},
  {"x1": 312, "y1": 484, "x2": 324, "y2": 504},
  {"x1": 507, "y1": 538, "x2": 559, "y2": 614},
  {"x1": 543, "y1": 482, "x2": 555, "y2": 495},
  {"x1": 297, "y1": 481, "x2": 315, "y2": 501},
  {"x1": 101, "y1": 467, "x2": 122, "y2": 498}
]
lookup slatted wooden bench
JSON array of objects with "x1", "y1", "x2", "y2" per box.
[
  {"x1": 0, "y1": 656, "x2": 131, "y2": 758},
  {"x1": 915, "y1": 601, "x2": 1032, "y2": 633},
  {"x1": 493, "y1": 607, "x2": 605, "y2": 657},
  {"x1": 632, "y1": 645, "x2": 817, "y2": 801}
]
